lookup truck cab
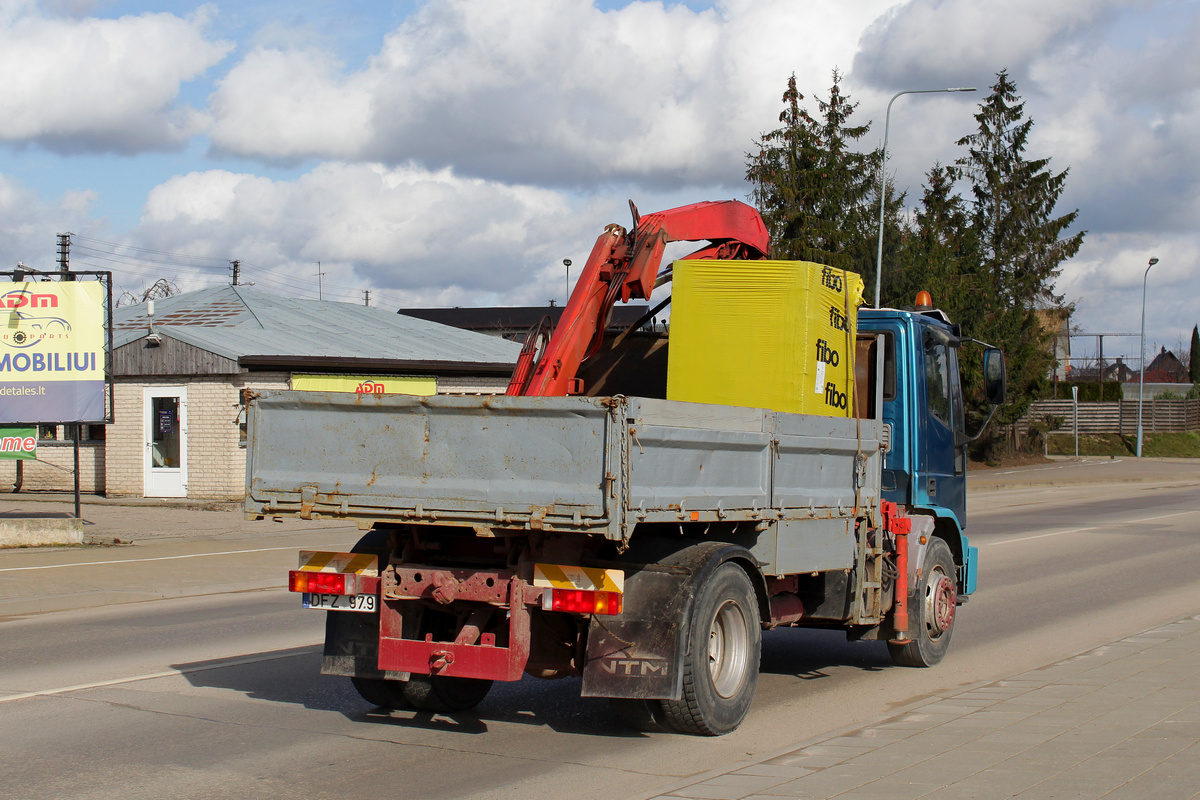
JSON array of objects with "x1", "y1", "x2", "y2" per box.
[{"x1": 860, "y1": 302, "x2": 994, "y2": 600}]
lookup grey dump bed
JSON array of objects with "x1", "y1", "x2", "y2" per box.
[{"x1": 245, "y1": 392, "x2": 882, "y2": 550}]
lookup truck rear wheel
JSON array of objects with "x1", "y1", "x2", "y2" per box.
[
  {"x1": 662, "y1": 562, "x2": 760, "y2": 736},
  {"x1": 350, "y1": 676, "x2": 411, "y2": 709},
  {"x1": 609, "y1": 698, "x2": 668, "y2": 732},
  {"x1": 338, "y1": 529, "x2": 403, "y2": 708},
  {"x1": 888, "y1": 537, "x2": 957, "y2": 668},
  {"x1": 402, "y1": 674, "x2": 493, "y2": 713}
]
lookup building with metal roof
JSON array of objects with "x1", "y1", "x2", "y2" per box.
[
  {"x1": 115, "y1": 285, "x2": 522, "y2": 372},
  {"x1": 23, "y1": 286, "x2": 521, "y2": 500}
]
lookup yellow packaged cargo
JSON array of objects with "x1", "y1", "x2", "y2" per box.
[{"x1": 666, "y1": 260, "x2": 863, "y2": 417}]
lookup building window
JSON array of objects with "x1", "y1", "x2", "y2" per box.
[{"x1": 38, "y1": 424, "x2": 59, "y2": 441}]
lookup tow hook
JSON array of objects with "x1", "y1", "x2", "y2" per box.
[{"x1": 431, "y1": 572, "x2": 458, "y2": 604}]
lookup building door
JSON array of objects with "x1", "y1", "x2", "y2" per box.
[{"x1": 144, "y1": 386, "x2": 188, "y2": 497}]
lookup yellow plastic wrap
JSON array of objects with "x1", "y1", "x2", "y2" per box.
[{"x1": 666, "y1": 260, "x2": 863, "y2": 417}]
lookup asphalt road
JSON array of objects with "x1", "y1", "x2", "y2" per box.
[{"x1": 1, "y1": 462, "x2": 1198, "y2": 800}]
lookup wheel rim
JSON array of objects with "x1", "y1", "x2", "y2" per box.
[
  {"x1": 924, "y1": 567, "x2": 956, "y2": 639},
  {"x1": 708, "y1": 599, "x2": 750, "y2": 698}
]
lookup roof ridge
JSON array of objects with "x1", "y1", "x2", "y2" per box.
[{"x1": 230, "y1": 285, "x2": 265, "y2": 329}]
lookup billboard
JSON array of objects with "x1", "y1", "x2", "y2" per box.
[{"x1": 0, "y1": 281, "x2": 108, "y2": 424}]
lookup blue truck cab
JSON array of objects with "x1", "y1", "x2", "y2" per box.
[{"x1": 859, "y1": 304, "x2": 1002, "y2": 600}]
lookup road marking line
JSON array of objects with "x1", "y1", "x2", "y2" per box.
[
  {"x1": 987, "y1": 459, "x2": 1125, "y2": 476},
  {"x1": 0, "y1": 546, "x2": 301, "y2": 573},
  {"x1": 988, "y1": 527, "x2": 1097, "y2": 546},
  {"x1": 1140, "y1": 510, "x2": 1199, "y2": 523},
  {"x1": 987, "y1": 508, "x2": 1198, "y2": 547},
  {"x1": 0, "y1": 647, "x2": 320, "y2": 704}
]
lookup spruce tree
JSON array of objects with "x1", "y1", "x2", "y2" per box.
[
  {"x1": 1190, "y1": 324, "x2": 1199, "y2": 384},
  {"x1": 952, "y1": 71, "x2": 1084, "y2": 436},
  {"x1": 746, "y1": 70, "x2": 882, "y2": 280}
]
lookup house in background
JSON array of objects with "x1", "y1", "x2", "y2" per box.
[
  {"x1": 5, "y1": 286, "x2": 520, "y2": 500},
  {"x1": 1123, "y1": 346, "x2": 1192, "y2": 399},
  {"x1": 1139, "y1": 347, "x2": 1189, "y2": 384}
]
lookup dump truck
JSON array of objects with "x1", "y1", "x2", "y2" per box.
[{"x1": 245, "y1": 200, "x2": 1005, "y2": 735}]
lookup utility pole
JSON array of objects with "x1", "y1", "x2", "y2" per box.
[
  {"x1": 57, "y1": 232, "x2": 72, "y2": 280},
  {"x1": 229, "y1": 260, "x2": 241, "y2": 286},
  {"x1": 363, "y1": 289, "x2": 370, "y2": 307},
  {"x1": 316, "y1": 261, "x2": 324, "y2": 300}
]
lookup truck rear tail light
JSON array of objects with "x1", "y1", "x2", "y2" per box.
[
  {"x1": 547, "y1": 588, "x2": 622, "y2": 616},
  {"x1": 289, "y1": 570, "x2": 352, "y2": 595}
]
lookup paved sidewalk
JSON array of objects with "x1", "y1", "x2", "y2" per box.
[{"x1": 642, "y1": 613, "x2": 1200, "y2": 800}]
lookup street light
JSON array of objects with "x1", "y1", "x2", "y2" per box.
[
  {"x1": 873, "y1": 87, "x2": 976, "y2": 309},
  {"x1": 1137, "y1": 256, "x2": 1160, "y2": 457}
]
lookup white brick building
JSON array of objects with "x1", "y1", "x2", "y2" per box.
[{"x1": 5, "y1": 287, "x2": 519, "y2": 501}]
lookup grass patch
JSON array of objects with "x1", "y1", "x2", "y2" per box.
[
  {"x1": 1143, "y1": 430, "x2": 1200, "y2": 457},
  {"x1": 1046, "y1": 431, "x2": 1200, "y2": 458}
]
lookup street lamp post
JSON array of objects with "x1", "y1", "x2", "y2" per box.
[
  {"x1": 1137, "y1": 256, "x2": 1160, "y2": 457},
  {"x1": 874, "y1": 87, "x2": 976, "y2": 309}
]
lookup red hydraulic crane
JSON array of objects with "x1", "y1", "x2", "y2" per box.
[{"x1": 507, "y1": 200, "x2": 770, "y2": 397}]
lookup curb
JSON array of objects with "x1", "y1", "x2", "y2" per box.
[{"x1": 0, "y1": 492, "x2": 241, "y2": 512}]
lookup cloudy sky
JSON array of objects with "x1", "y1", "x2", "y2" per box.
[{"x1": 1, "y1": 0, "x2": 1196, "y2": 365}]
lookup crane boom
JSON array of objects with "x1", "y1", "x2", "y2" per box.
[{"x1": 510, "y1": 200, "x2": 769, "y2": 397}]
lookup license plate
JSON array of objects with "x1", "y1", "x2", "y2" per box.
[{"x1": 302, "y1": 593, "x2": 377, "y2": 612}]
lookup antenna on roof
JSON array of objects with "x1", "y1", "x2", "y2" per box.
[{"x1": 145, "y1": 299, "x2": 162, "y2": 347}]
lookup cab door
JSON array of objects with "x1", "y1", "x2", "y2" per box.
[{"x1": 917, "y1": 327, "x2": 965, "y2": 527}]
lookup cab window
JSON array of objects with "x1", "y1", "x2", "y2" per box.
[{"x1": 925, "y1": 337, "x2": 952, "y2": 429}]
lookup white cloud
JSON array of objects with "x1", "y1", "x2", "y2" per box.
[
  {"x1": 208, "y1": 0, "x2": 894, "y2": 187},
  {"x1": 0, "y1": 2, "x2": 231, "y2": 152},
  {"x1": 0, "y1": 171, "x2": 97, "y2": 270},
  {"x1": 853, "y1": 0, "x2": 1129, "y2": 91},
  {"x1": 207, "y1": 46, "x2": 376, "y2": 161},
  {"x1": 133, "y1": 162, "x2": 581, "y2": 302}
]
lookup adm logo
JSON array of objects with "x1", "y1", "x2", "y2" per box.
[{"x1": 1, "y1": 290, "x2": 71, "y2": 349}]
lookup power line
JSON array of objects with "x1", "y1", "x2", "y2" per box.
[
  {"x1": 71, "y1": 235, "x2": 229, "y2": 264},
  {"x1": 70, "y1": 247, "x2": 230, "y2": 273},
  {"x1": 72, "y1": 237, "x2": 419, "y2": 311}
]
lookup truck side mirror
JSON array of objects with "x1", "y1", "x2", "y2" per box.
[{"x1": 983, "y1": 348, "x2": 1006, "y2": 406}]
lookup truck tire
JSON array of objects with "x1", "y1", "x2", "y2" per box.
[
  {"x1": 402, "y1": 674, "x2": 493, "y2": 713},
  {"x1": 341, "y1": 529, "x2": 406, "y2": 708},
  {"x1": 609, "y1": 698, "x2": 668, "y2": 732},
  {"x1": 888, "y1": 537, "x2": 957, "y2": 668},
  {"x1": 662, "y1": 562, "x2": 760, "y2": 736},
  {"x1": 351, "y1": 676, "x2": 411, "y2": 709}
]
